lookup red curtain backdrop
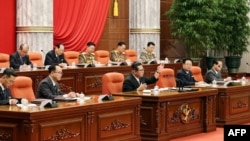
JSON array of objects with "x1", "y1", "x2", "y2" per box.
[
  {"x1": 0, "y1": 0, "x2": 16, "y2": 54},
  {"x1": 53, "y1": 0, "x2": 110, "y2": 52}
]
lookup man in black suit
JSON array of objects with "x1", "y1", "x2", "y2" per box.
[
  {"x1": 36, "y1": 65, "x2": 77, "y2": 99},
  {"x1": 10, "y1": 43, "x2": 32, "y2": 69},
  {"x1": 0, "y1": 68, "x2": 18, "y2": 105},
  {"x1": 122, "y1": 61, "x2": 163, "y2": 92},
  {"x1": 205, "y1": 60, "x2": 232, "y2": 83},
  {"x1": 176, "y1": 58, "x2": 203, "y2": 87},
  {"x1": 44, "y1": 43, "x2": 68, "y2": 67}
]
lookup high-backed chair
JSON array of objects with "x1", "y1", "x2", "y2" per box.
[
  {"x1": 125, "y1": 49, "x2": 137, "y2": 62},
  {"x1": 191, "y1": 66, "x2": 204, "y2": 81},
  {"x1": 28, "y1": 52, "x2": 43, "y2": 66},
  {"x1": 102, "y1": 72, "x2": 124, "y2": 94},
  {"x1": 95, "y1": 50, "x2": 110, "y2": 64},
  {"x1": 0, "y1": 53, "x2": 10, "y2": 67},
  {"x1": 64, "y1": 51, "x2": 79, "y2": 65},
  {"x1": 10, "y1": 76, "x2": 35, "y2": 101},
  {"x1": 156, "y1": 68, "x2": 176, "y2": 88}
]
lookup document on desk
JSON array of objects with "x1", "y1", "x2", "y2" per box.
[{"x1": 54, "y1": 95, "x2": 77, "y2": 101}]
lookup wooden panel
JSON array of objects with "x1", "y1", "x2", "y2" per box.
[{"x1": 0, "y1": 123, "x2": 18, "y2": 141}]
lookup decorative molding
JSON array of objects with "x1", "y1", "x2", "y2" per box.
[
  {"x1": 0, "y1": 131, "x2": 12, "y2": 141},
  {"x1": 43, "y1": 128, "x2": 80, "y2": 141},
  {"x1": 87, "y1": 112, "x2": 95, "y2": 125},
  {"x1": 16, "y1": 26, "x2": 53, "y2": 32},
  {"x1": 102, "y1": 120, "x2": 129, "y2": 131},
  {"x1": 130, "y1": 28, "x2": 160, "y2": 33},
  {"x1": 233, "y1": 100, "x2": 248, "y2": 109}
]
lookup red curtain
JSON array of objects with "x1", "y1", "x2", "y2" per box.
[
  {"x1": 0, "y1": 0, "x2": 16, "y2": 54},
  {"x1": 53, "y1": 0, "x2": 110, "y2": 52}
]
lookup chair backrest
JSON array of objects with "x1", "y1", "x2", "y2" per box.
[
  {"x1": 64, "y1": 51, "x2": 79, "y2": 65},
  {"x1": 28, "y1": 52, "x2": 43, "y2": 66},
  {"x1": 156, "y1": 68, "x2": 176, "y2": 88},
  {"x1": 125, "y1": 49, "x2": 137, "y2": 62},
  {"x1": 0, "y1": 53, "x2": 10, "y2": 68},
  {"x1": 191, "y1": 66, "x2": 203, "y2": 81},
  {"x1": 10, "y1": 76, "x2": 35, "y2": 101},
  {"x1": 102, "y1": 72, "x2": 124, "y2": 94},
  {"x1": 95, "y1": 50, "x2": 110, "y2": 64}
]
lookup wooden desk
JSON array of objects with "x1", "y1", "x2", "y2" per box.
[
  {"x1": 203, "y1": 83, "x2": 250, "y2": 127},
  {"x1": 1, "y1": 63, "x2": 183, "y2": 95},
  {"x1": 0, "y1": 96, "x2": 141, "y2": 141},
  {"x1": 113, "y1": 88, "x2": 218, "y2": 141}
]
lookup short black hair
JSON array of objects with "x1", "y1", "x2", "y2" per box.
[
  {"x1": 2, "y1": 68, "x2": 17, "y2": 77},
  {"x1": 212, "y1": 59, "x2": 219, "y2": 65},
  {"x1": 117, "y1": 41, "x2": 126, "y2": 46},
  {"x1": 147, "y1": 42, "x2": 155, "y2": 47},
  {"x1": 182, "y1": 58, "x2": 193, "y2": 64},
  {"x1": 87, "y1": 42, "x2": 96, "y2": 47},
  {"x1": 56, "y1": 43, "x2": 64, "y2": 48},
  {"x1": 131, "y1": 61, "x2": 142, "y2": 71},
  {"x1": 19, "y1": 43, "x2": 28, "y2": 50},
  {"x1": 48, "y1": 65, "x2": 58, "y2": 73}
]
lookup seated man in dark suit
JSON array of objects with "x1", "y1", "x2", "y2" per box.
[
  {"x1": 0, "y1": 68, "x2": 18, "y2": 105},
  {"x1": 10, "y1": 43, "x2": 32, "y2": 69},
  {"x1": 176, "y1": 58, "x2": 203, "y2": 87},
  {"x1": 205, "y1": 60, "x2": 231, "y2": 83},
  {"x1": 44, "y1": 43, "x2": 68, "y2": 67},
  {"x1": 36, "y1": 65, "x2": 77, "y2": 99},
  {"x1": 122, "y1": 61, "x2": 163, "y2": 92}
]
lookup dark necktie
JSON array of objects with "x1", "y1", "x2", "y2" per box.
[{"x1": 20, "y1": 57, "x2": 24, "y2": 65}]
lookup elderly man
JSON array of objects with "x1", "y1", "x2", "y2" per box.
[
  {"x1": 10, "y1": 43, "x2": 32, "y2": 69},
  {"x1": 110, "y1": 41, "x2": 126, "y2": 62},
  {"x1": 44, "y1": 43, "x2": 68, "y2": 67},
  {"x1": 0, "y1": 68, "x2": 18, "y2": 105},
  {"x1": 139, "y1": 42, "x2": 157, "y2": 64},
  {"x1": 205, "y1": 60, "x2": 232, "y2": 83}
]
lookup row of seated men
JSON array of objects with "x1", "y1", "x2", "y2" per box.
[
  {"x1": 0, "y1": 41, "x2": 158, "y2": 70},
  {"x1": 0, "y1": 58, "x2": 232, "y2": 105}
]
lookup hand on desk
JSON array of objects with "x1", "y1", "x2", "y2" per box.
[
  {"x1": 224, "y1": 77, "x2": 232, "y2": 82},
  {"x1": 137, "y1": 83, "x2": 147, "y2": 91}
]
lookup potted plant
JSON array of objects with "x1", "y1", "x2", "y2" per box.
[
  {"x1": 221, "y1": 0, "x2": 250, "y2": 73},
  {"x1": 165, "y1": 0, "x2": 219, "y2": 63}
]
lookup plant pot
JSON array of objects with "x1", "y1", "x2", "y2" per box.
[
  {"x1": 225, "y1": 56, "x2": 242, "y2": 73},
  {"x1": 205, "y1": 56, "x2": 224, "y2": 70},
  {"x1": 191, "y1": 57, "x2": 202, "y2": 66}
]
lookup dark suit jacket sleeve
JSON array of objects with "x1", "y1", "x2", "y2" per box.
[
  {"x1": 44, "y1": 51, "x2": 56, "y2": 65},
  {"x1": 0, "y1": 89, "x2": 11, "y2": 105},
  {"x1": 37, "y1": 77, "x2": 64, "y2": 99},
  {"x1": 142, "y1": 76, "x2": 158, "y2": 85},
  {"x1": 59, "y1": 54, "x2": 68, "y2": 65},
  {"x1": 10, "y1": 53, "x2": 20, "y2": 69},
  {"x1": 205, "y1": 70, "x2": 224, "y2": 83},
  {"x1": 25, "y1": 55, "x2": 33, "y2": 66},
  {"x1": 176, "y1": 71, "x2": 195, "y2": 86},
  {"x1": 123, "y1": 74, "x2": 140, "y2": 92}
]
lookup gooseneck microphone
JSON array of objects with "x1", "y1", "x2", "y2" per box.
[{"x1": 175, "y1": 78, "x2": 184, "y2": 92}]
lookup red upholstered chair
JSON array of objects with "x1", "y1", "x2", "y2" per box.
[
  {"x1": 64, "y1": 51, "x2": 79, "y2": 65},
  {"x1": 156, "y1": 68, "x2": 176, "y2": 88},
  {"x1": 28, "y1": 52, "x2": 43, "y2": 66},
  {"x1": 0, "y1": 53, "x2": 10, "y2": 68},
  {"x1": 95, "y1": 50, "x2": 110, "y2": 64},
  {"x1": 102, "y1": 72, "x2": 124, "y2": 94},
  {"x1": 10, "y1": 76, "x2": 36, "y2": 101},
  {"x1": 191, "y1": 66, "x2": 204, "y2": 81},
  {"x1": 125, "y1": 49, "x2": 137, "y2": 62}
]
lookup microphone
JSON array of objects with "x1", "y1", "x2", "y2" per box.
[{"x1": 175, "y1": 78, "x2": 184, "y2": 92}]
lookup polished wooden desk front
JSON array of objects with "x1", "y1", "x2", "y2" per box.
[
  {"x1": 113, "y1": 88, "x2": 218, "y2": 141},
  {"x1": 7, "y1": 63, "x2": 183, "y2": 95},
  {"x1": 199, "y1": 83, "x2": 250, "y2": 127},
  {"x1": 0, "y1": 96, "x2": 141, "y2": 141}
]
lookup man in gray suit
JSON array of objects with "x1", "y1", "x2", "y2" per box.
[
  {"x1": 36, "y1": 65, "x2": 77, "y2": 99},
  {"x1": 205, "y1": 60, "x2": 231, "y2": 83}
]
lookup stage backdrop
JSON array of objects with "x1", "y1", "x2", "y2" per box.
[{"x1": 53, "y1": 0, "x2": 110, "y2": 52}]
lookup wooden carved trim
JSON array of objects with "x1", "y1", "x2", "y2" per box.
[
  {"x1": 233, "y1": 100, "x2": 248, "y2": 109},
  {"x1": 0, "y1": 131, "x2": 12, "y2": 141},
  {"x1": 43, "y1": 128, "x2": 80, "y2": 141},
  {"x1": 87, "y1": 112, "x2": 95, "y2": 125},
  {"x1": 102, "y1": 120, "x2": 129, "y2": 131},
  {"x1": 86, "y1": 77, "x2": 102, "y2": 88}
]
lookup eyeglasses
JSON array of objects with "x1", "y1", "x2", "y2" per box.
[{"x1": 54, "y1": 71, "x2": 63, "y2": 74}]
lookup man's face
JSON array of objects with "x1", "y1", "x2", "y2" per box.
[
  {"x1": 146, "y1": 45, "x2": 155, "y2": 53},
  {"x1": 2, "y1": 75, "x2": 15, "y2": 88},
  {"x1": 19, "y1": 45, "x2": 29, "y2": 57},
  {"x1": 87, "y1": 45, "x2": 95, "y2": 53},
  {"x1": 52, "y1": 66, "x2": 63, "y2": 81},
  {"x1": 133, "y1": 65, "x2": 144, "y2": 78},
  {"x1": 183, "y1": 60, "x2": 192, "y2": 71},
  {"x1": 55, "y1": 45, "x2": 65, "y2": 56},
  {"x1": 118, "y1": 45, "x2": 126, "y2": 53},
  {"x1": 214, "y1": 61, "x2": 223, "y2": 71}
]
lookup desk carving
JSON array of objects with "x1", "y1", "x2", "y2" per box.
[
  {"x1": 0, "y1": 131, "x2": 11, "y2": 141},
  {"x1": 102, "y1": 120, "x2": 129, "y2": 131},
  {"x1": 43, "y1": 128, "x2": 80, "y2": 141},
  {"x1": 233, "y1": 100, "x2": 248, "y2": 109}
]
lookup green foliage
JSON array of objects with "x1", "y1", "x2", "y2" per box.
[{"x1": 165, "y1": 0, "x2": 250, "y2": 57}]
